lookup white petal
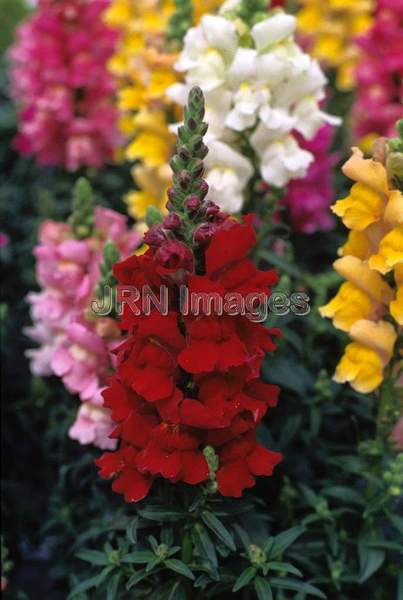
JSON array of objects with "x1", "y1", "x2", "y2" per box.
[
  {"x1": 166, "y1": 83, "x2": 189, "y2": 105},
  {"x1": 227, "y1": 48, "x2": 258, "y2": 86},
  {"x1": 252, "y1": 13, "x2": 296, "y2": 52},
  {"x1": 226, "y1": 108, "x2": 256, "y2": 131},
  {"x1": 201, "y1": 15, "x2": 238, "y2": 61}
]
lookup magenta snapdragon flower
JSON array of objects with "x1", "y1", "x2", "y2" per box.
[
  {"x1": 353, "y1": 0, "x2": 403, "y2": 143},
  {"x1": 9, "y1": 0, "x2": 121, "y2": 170}
]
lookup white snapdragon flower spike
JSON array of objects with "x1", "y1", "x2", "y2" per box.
[
  {"x1": 204, "y1": 140, "x2": 253, "y2": 213},
  {"x1": 168, "y1": 7, "x2": 340, "y2": 209}
]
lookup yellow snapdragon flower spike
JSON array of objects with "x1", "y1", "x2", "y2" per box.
[
  {"x1": 104, "y1": 0, "x2": 223, "y2": 226},
  {"x1": 321, "y1": 145, "x2": 403, "y2": 393},
  {"x1": 297, "y1": 0, "x2": 374, "y2": 91}
]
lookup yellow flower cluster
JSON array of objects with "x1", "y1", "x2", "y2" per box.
[
  {"x1": 297, "y1": 0, "x2": 374, "y2": 91},
  {"x1": 320, "y1": 147, "x2": 403, "y2": 393},
  {"x1": 104, "y1": 0, "x2": 222, "y2": 226}
]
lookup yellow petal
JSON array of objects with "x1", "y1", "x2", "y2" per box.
[
  {"x1": 332, "y1": 182, "x2": 384, "y2": 231},
  {"x1": 339, "y1": 230, "x2": 373, "y2": 260},
  {"x1": 390, "y1": 286, "x2": 403, "y2": 326},
  {"x1": 368, "y1": 226, "x2": 403, "y2": 274},
  {"x1": 342, "y1": 147, "x2": 388, "y2": 195},
  {"x1": 384, "y1": 190, "x2": 403, "y2": 226},
  {"x1": 319, "y1": 282, "x2": 373, "y2": 332},
  {"x1": 334, "y1": 256, "x2": 393, "y2": 304},
  {"x1": 349, "y1": 319, "x2": 397, "y2": 366},
  {"x1": 334, "y1": 342, "x2": 384, "y2": 393}
]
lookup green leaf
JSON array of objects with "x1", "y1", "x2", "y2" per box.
[
  {"x1": 146, "y1": 557, "x2": 162, "y2": 572},
  {"x1": 265, "y1": 561, "x2": 303, "y2": 577},
  {"x1": 166, "y1": 580, "x2": 187, "y2": 600},
  {"x1": 106, "y1": 573, "x2": 121, "y2": 600},
  {"x1": 201, "y1": 511, "x2": 236, "y2": 551},
  {"x1": 68, "y1": 574, "x2": 105, "y2": 599},
  {"x1": 126, "y1": 517, "x2": 139, "y2": 545},
  {"x1": 358, "y1": 546, "x2": 385, "y2": 583},
  {"x1": 233, "y1": 525, "x2": 251, "y2": 549},
  {"x1": 120, "y1": 550, "x2": 155, "y2": 564},
  {"x1": 390, "y1": 514, "x2": 403, "y2": 535},
  {"x1": 271, "y1": 526, "x2": 306, "y2": 558},
  {"x1": 271, "y1": 577, "x2": 326, "y2": 598},
  {"x1": 138, "y1": 505, "x2": 186, "y2": 522},
  {"x1": 75, "y1": 549, "x2": 108, "y2": 566},
  {"x1": 323, "y1": 486, "x2": 364, "y2": 505},
  {"x1": 233, "y1": 566, "x2": 257, "y2": 592},
  {"x1": 256, "y1": 249, "x2": 302, "y2": 278},
  {"x1": 254, "y1": 577, "x2": 273, "y2": 600},
  {"x1": 164, "y1": 559, "x2": 195, "y2": 580},
  {"x1": 126, "y1": 569, "x2": 148, "y2": 590},
  {"x1": 193, "y1": 524, "x2": 218, "y2": 567}
]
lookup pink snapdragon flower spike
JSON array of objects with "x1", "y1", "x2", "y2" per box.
[
  {"x1": 282, "y1": 125, "x2": 336, "y2": 234},
  {"x1": 9, "y1": 0, "x2": 121, "y2": 170},
  {"x1": 25, "y1": 206, "x2": 141, "y2": 449},
  {"x1": 353, "y1": 0, "x2": 403, "y2": 146}
]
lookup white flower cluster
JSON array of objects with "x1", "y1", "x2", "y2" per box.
[{"x1": 168, "y1": 8, "x2": 339, "y2": 213}]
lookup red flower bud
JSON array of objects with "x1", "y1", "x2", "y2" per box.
[
  {"x1": 193, "y1": 222, "x2": 217, "y2": 246},
  {"x1": 144, "y1": 225, "x2": 167, "y2": 248},
  {"x1": 185, "y1": 195, "x2": 201, "y2": 212},
  {"x1": 155, "y1": 240, "x2": 194, "y2": 272},
  {"x1": 163, "y1": 213, "x2": 182, "y2": 230},
  {"x1": 167, "y1": 187, "x2": 176, "y2": 203},
  {"x1": 205, "y1": 201, "x2": 220, "y2": 217},
  {"x1": 199, "y1": 180, "x2": 209, "y2": 199}
]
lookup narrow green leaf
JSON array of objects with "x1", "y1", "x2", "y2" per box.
[
  {"x1": 120, "y1": 550, "x2": 155, "y2": 564},
  {"x1": 358, "y1": 546, "x2": 385, "y2": 583},
  {"x1": 233, "y1": 566, "x2": 257, "y2": 592},
  {"x1": 233, "y1": 525, "x2": 251, "y2": 549},
  {"x1": 126, "y1": 569, "x2": 148, "y2": 590},
  {"x1": 164, "y1": 559, "x2": 195, "y2": 580},
  {"x1": 323, "y1": 486, "x2": 364, "y2": 505},
  {"x1": 201, "y1": 511, "x2": 236, "y2": 551},
  {"x1": 254, "y1": 577, "x2": 273, "y2": 600},
  {"x1": 167, "y1": 580, "x2": 187, "y2": 600},
  {"x1": 271, "y1": 526, "x2": 306, "y2": 558},
  {"x1": 75, "y1": 549, "x2": 108, "y2": 566},
  {"x1": 106, "y1": 573, "x2": 121, "y2": 600},
  {"x1": 126, "y1": 517, "x2": 139, "y2": 545},
  {"x1": 193, "y1": 524, "x2": 218, "y2": 567},
  {"x1": 139, "y1": 506, "x2": 186, "y2": 522},
  {"x1": 68, "y1": 575, "x2": 103, "y2": 599},
  {"x1": 390, "y1": 514, "x2": 403, "y2": 535},
  {"x1": 266, "y1": 561, "x2": 303, "y2": 577},
  {"x1": 256, "y1": 249, "x2": 302, "y2": 278},
  {"x1": 146, "y1": 556, "x2": 162, "y2": 573},
  {"x1": 271, "y1": 577, "x2": 326, "y2": 598}
]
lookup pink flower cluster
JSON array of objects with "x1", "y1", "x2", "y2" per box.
[
  {"x1": 353, "y1": 0, "x2": 403, "y2": 142},
  {"x1": 282, "y1": 125, "x2": 336, "y2": 234},
  {"x1": 9, "y1": 0, "x2": 121, "y2": 171},
  {"x1": 25, "y1": 208, "x2": 141, "y2": 448}
]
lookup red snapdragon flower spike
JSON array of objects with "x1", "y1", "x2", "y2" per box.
[{"x1": 96, "y1": 87, "x2": 282, "y2": 502}]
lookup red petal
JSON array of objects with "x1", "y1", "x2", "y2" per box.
[
  {"x1": 112, "y1": 467, "x2": 153, "y2": 502},
  {"x1": 247, "y1": 444, "x2": 282, "y2": 476},
  {"x1": 96, "y1": 450, "x2": 124, "y2": 479},
  {"x1": 136, "y1": 442, "x2": 181, "y2": 479},
  {"x1": 216, "y1": 459, "x2": 255, "y2": 497},
  {"x1": 180, "y1": 451, "x2": 209, "y2": 485}
]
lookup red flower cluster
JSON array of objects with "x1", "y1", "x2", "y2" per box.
[{"x1": 97, "y1": 215, "x2": 282, "y2": 501}]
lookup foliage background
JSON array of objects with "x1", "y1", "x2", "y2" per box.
[{"x1": 1, "y1": 5, "x2": 402, "y2": 600}]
